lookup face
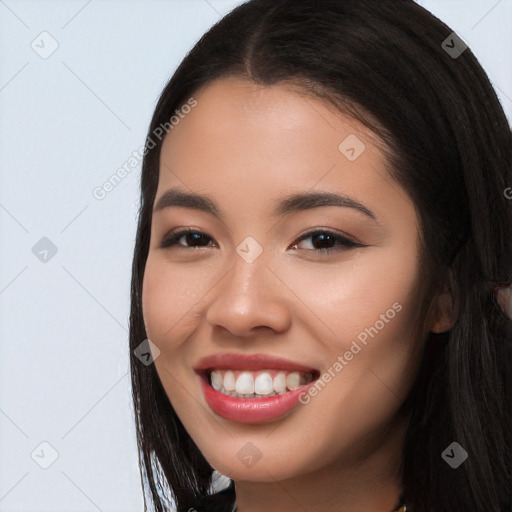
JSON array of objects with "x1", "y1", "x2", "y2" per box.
[{"x1": 142, "y1": 77, "x2": 432, "y2": 482}]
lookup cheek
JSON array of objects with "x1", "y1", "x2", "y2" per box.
[
  {"x1": 274, "y1": 247, "x2": 419, "y2": 345},
  {"x1": 141, "y1": 257, "x2": 163, "y2": 342},
  {"x1": 270, "y1": 246, "x2": 423, "y2": 411},
  {"x1": 141, "y1": 256, "x2": 202, "y2": 400},
  {"x1": 141, "y1": 254, "x2": 208, "y2": 343}
]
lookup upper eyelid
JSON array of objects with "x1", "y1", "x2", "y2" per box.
[{"x1": 160, "y1": 227, "x2": 363, "y2": 248}]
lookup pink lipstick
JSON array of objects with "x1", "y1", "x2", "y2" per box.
[{"x1": 195, "y1": 353, "x2": 319, "y2": 423}]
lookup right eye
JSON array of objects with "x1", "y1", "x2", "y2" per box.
[{"x1": 160, "y1": 228, "x2": 216, "y2": 249}]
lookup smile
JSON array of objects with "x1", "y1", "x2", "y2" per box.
[
  {"x1": 195, "y1": 353, "x2": 320, "y2": 423},
  {"x1": 209, "y1": 369, "x2": 315, "y2": 398}
]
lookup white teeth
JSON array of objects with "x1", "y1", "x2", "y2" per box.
[
  {"x1": 224, "y1": 370, "x2": 236, "y2": 391},
  {"x1": 209, "y1": 369, "x2": 314, "y2": 397},
  {"x1": 254, "y1": 373, "x2": 273, "y2": 395},
  {"x1": 273, "y1": 372, "x2": 286, "y2": 393},
  {"x1": 286, "y1": 371, "x2": 301, "y2": 390},
  {"x1": 235, "y1": 372, "x2": 254, "y2": 394},
  {"x1": 211, "y1": 370, "x2": 223, "y2": 391}
]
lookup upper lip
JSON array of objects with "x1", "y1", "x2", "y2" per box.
[{"x1": 194, "y1": 353, "x2": 319, "y2": 374}]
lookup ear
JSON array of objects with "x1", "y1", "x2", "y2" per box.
[
  {"x1": 427, "y1": 272, "x2": 456, "y2": 334},
  {"x1": 495, "y1": 285, "x2": 512, "y2": 320}
]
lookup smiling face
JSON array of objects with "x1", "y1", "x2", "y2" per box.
[{"x1": 141, "y1": 77, "x2": 437, "y2": 483}]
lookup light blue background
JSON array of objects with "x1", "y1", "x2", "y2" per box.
[{"x1": 0, "y1": 1, "x2": 510, "y2": 511}]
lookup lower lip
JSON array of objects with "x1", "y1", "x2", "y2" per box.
[{"x1": 199, "y1": 374, "x2": 315, "y2": 424}]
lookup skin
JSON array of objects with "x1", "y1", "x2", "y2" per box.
[{"x1": 142, "y1": 77, "x2": 454, "y2": 512}]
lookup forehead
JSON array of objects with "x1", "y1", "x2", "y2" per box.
[
  {"x1": 157, "y1": 77, "x2": 416, "y2": 229},
  {"x1": 162, "y1": 77, "x2": 381, "y2": 158}
]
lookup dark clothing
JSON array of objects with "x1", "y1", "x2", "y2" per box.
[{"x1": 194, "y1": 481, "x2": 236, "y2": 512}]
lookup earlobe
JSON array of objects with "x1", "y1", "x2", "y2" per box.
[
  {"x1": 494, "y1": 285, "x2": 512, "y2": 320},
  {"x1": 429, "y1": 291, "x2": 456, "y2": 334},
  {"x1": 427, "y1": 268, "x2": 457, "y2": 334}
]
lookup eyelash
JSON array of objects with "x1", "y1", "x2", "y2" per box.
[{"x1": 159, "y1": 228, "x2": 365, "y2": 254}]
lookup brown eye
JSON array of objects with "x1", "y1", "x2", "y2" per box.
[
  {"x1": 290, "y1": 230, "x2": 365, "y2": 254},
  {"x1": 160, "y1": 229, "x2": 215, "y2": 249}
]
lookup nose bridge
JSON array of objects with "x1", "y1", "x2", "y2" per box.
[
  {"x1": 226, "y1": 238, "x2": 270, "y2": 301},
  {"x1": 205, "y1": 238, "x2": 291, "y2": 335}
]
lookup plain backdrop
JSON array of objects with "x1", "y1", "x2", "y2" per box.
[{"x1": 0, "y1": 1, "x2": 511, "y2": 511}]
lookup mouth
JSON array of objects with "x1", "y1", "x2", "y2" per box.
[
  {"x1": 201, "y1": 368, "x2": 317, "y2": 398},
  {"x1": 194, "y1": 353, "x2": 320, "y2": 423}
]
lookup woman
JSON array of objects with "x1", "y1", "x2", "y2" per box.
[{"x1": 129, "y1": 1, "x2": 512, "y2": 511}]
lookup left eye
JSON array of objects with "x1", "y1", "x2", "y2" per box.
[{"x1": 290, "y1": 230, "x2": 365, "y2": 253}]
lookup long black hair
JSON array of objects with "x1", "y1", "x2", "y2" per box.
[{"x1": 129, "y1": 1, "x2": 512, "y2": 511}]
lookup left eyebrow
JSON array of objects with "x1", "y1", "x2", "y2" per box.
[
  {"x1": 274, "y1": 190, "x2": 379, "y2": 224},
  {"x1": 153, "y1": 187, "x2": 380, "y2": 224}
]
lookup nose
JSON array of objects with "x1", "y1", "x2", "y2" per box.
[{"x1": 205, "y1": 250, "x2": 292, "y2": 337}]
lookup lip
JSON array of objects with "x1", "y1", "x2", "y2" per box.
[
  {"x1": 195, "y1": 353, "x2": 319, "y2": 424},
  {"x1": 198, "y1": 374, "x2": 316, "y2": 423},
  {"x1": 194, "y1": 352, "x2": 319, "y2": 373}
]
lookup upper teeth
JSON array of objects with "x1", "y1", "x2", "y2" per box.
[{"x1": 210, "y1": 369, "x2": 312, "y2": 397}]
